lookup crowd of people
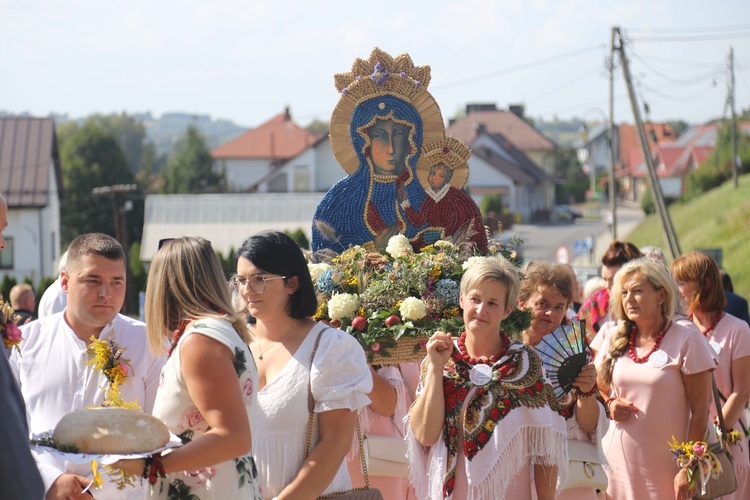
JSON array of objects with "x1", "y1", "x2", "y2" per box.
[{"x1": 2, "y1": 185, "x2": 750, "y2": 499}]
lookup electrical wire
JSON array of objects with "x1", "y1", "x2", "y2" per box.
[
  {"x1": 625, "y1": 24, "x2": 750, "y2": 34},
  {"x1": 526, "y1": 65, "x2": 604, "y2": 103},
  {"x1": 625, "y1": 53, "x2": 728, "y2": 69},
  {"x1": 634, "y1": 75, "x2": 719, "y2": 102},
  {"x1": 630, "y1": 51, "x2": 724, "y2": 86},
  {"x1": 627, "y1": 31, "x2": 750, "y2": 43}
]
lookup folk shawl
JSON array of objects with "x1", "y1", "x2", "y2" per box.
[{"x1": 407, "y1": 339, "x2": 568, "y2": 499}]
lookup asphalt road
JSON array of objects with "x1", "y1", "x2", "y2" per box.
[{"x1": 504, "y1": 206, "x2": 645, "y2": 271}]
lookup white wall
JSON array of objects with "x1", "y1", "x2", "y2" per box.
[
  {"x1": 220, "y1": 158, "x2": 273, "y2": 191},
  {"x1": 313, "y1": 138, "x2": 346, "y2": 191}
]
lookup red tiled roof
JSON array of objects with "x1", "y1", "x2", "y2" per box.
[
  {"x1": 690, "y1": 145, "x2": 713, "y2": 166},
  {"x1": 617, "y1": 123, "x2": 677, "y2": 170},
  {"x1": 447, "y1": 110, "x2": 555, "y2": 152},
  {"x1": 212, "y1": 111, "x2": 320, "y2": 160}
]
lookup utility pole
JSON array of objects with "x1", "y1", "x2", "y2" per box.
[
  {"x1": 608, "y1": 28, "x2": 618, "y2": 240},
  {"x1": 729, "y1": 46, "x2": 739, "y2": 189},
  {"x1": 613, "y1": 26, "x2": 681, "y2": 259}
]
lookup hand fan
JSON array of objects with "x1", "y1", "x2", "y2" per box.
[{"x1": 534, "y1": 320, "x2": 590, "y2": 399}]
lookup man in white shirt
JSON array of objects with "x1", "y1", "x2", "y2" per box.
[
  {"x1": 38, "y1": 250, "x2": 68, "y2": 318},
  {"x1": 11, "y1": 233, "x2": 165, "y2": 500}
]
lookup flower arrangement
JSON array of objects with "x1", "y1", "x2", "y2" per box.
[
  {"x1": 87, "y1": 337, "x2": 139, "y2": 410},
  {"x1": 310, "y1": 235, "x2": 531, "y2": 363},
  {"x1": 1, "y1": 295, "x2": 23, "y2": 354},
  {"x1": 668, "y1": 436, "x2": 723, "y2": 491}
]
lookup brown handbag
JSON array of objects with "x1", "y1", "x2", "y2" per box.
[
  {"x1": 694, "y1": 376, "x2": 737, "y2": 499},
  {"x1": 303, "y1": 329, "x2": 383, "y2": 500}
]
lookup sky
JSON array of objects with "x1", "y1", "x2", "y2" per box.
[{"x1": 2, "y1": 0, "x2": 750, "y2": 130}]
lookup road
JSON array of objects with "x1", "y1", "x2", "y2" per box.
[{"x1": 504, "y1": 206, "x2": 645, "y2": 272}]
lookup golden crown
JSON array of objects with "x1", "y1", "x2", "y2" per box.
[
  {"x1": 421, "y1": 137, "x2": 471, "y2": 171},
  {"x1": 334, "y1": 47, "x2": 432, "y2": 103}
]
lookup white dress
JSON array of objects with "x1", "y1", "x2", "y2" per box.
[
  {"x1": 149, "y1": 317, "x2": 262, "y2": 500},
  {"x1": 252, "y1": 322, "x2": 373, "y2": 499}
]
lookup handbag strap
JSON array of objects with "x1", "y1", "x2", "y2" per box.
[
  {"x1": 711, "y1": 375, "x2": 731, "y2": 448},
  {"x1": 303, "y1": 327, "x2": 372, "y2": 495},
  {"x1": 715, "y1": 386, "x2": 749, "y2": 437}
]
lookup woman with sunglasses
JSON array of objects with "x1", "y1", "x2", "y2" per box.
[{"x1": 233, "y1": 231, "x2": 372, "y2": 500}]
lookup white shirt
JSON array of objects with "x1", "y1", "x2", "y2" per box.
[
  {"x1": 37, "y1": 278, "x2": 67, "y2": 318},
  {"x1": 10, "y1": 312, "x2": 166, "y2": 499}
]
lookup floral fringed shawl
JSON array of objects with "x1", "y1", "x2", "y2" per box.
[{"x1": 407, "y1": 340, "x2": 568, "y2": 499}]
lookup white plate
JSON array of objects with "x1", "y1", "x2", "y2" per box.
[{"x1": 30, "y1": 431, "x2": 183, "y2": 465}]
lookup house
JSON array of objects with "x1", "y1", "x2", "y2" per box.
[
  {"x1": 0, "y1": 117, "x2": 63, "y2": 284},
  {"x1": 211, "y1": 107, "x2": 325, "y2": 192},
  {"x1": 465, "y1": 129, "x2": 554, "y2": 222},
  {"x1": 447, "y1": 103, "x2": 557, "y2": 177},
  {"x1": 140, "y1": 192, "x2": 325, "y2": 263}
]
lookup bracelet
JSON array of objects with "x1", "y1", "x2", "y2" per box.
[
  {"x1": 578, "y1": 385, "x2": 598, "y2": 399},
  {"x1": 142, "y1": 453, "x2": 167, "y2": 486}
]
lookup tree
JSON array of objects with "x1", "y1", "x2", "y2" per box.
[
  {"x1": 88, "y1": 113, "x2": 147, "y2": 173},
  {"x1": 162, "y1": 126, "x2": 224, "y2": 194},
  {"x1": 554, "y1": 147, "x2": 588, "y2": 204},
  {"x1": 667, "y1": 120, "x2": 688, "y2": 137},
  {"x1": 305, "y1": 119, "x2": 330, "y2": 135},
  {"x1": 59, "y1": 122, "x2": 139, "y2": 245}
]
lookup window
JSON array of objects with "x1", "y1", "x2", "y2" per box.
[{"x1": 0, "y1": 237, "x2": 13, "y2": 269}]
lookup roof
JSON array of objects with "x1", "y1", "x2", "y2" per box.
[
  {"x1": 471, "y1": 133, "x2": 552, "y2": 185},
  {"x1": 140, "y1": 193, "x2": 324, "y2": 261},
  {"x1": 690, "y1": 145, "x2": 713, "y2": 166},
  {"x1": 0, "y1": 117, "x2": 62, "y2": 207},
  {"x1": 211, "y1": 109, "x2": 320, "y2": 160},
  {"x1": 447, "y1": 109, "x2": 555, "y2": 152},
  {"x1": 617, "y1": 123, "x2": 677, "y2": 170}
]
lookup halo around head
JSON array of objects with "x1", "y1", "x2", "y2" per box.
[
  {"x1": 416, "y1": 136, "x2": 471, "y2": 190},
  {"x1": 330, "y1": 47, "x2": 445, "y2": 175}
]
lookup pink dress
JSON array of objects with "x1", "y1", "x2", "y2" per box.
[
  {"x1": 705, "y1": 313, "x2": 750, "y2": 500},
  {"x1": 347, "y1": 363, "x2": 420, "y2": 499},
  {"x1": 594, "y1": 320, "x2": 716, "y2": 500}
]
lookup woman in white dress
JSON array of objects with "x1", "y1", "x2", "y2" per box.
[
  {"x1": 115, "y1": 236, "x2": 262, "y2": 499},
  {"x1": 233, "y1": 231, "x2": 373, "y2": 500}
]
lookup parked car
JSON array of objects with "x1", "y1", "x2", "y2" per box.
[{"x1": 553, "y1": 204, "x2": 583, "y2": 222}]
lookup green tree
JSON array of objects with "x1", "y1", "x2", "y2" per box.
[
  {"x1": 480, "y1": 194, "x2": 504, "y2": 215},
  {"x1": 305, "y1": 119, "x2": 330, "y2": 135},
  {"x1": 0, "y1": 274, "x2": 17, "y2": 302},
  {"x1": 554, "y1": 147, "x2": 588, "y2": 204},
  {"x1": 59, "y1": 122, "x2": 139, "y2": 245},
  {"x1": 88, "y1": 113, "x2": 147, "y2": 173},
  {"x1": 684, "y1": 122, "x2": 750, "y2": 200},
  {"x1": 285, "y1": 229, "x2": 310, "y2": 250},
  {"x1": 162, "y1": 126, "x2": 224, "y2": 194}
]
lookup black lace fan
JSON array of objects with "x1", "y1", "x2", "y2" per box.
[{"x1": 534, "y1": 320, "x2": 590, "y2": 399}]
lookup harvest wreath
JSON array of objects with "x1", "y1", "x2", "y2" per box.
[{"x1": 309, "y1": 235, "x2": 531, "y2": 364}]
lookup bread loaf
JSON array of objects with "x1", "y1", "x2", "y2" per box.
[{"x1": 53, "y1": 408, "x2": 170, "y2": 454}]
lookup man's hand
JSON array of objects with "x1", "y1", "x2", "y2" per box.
[{"x1": 46, "y1": 473, "x2": 93, "y2": 499}]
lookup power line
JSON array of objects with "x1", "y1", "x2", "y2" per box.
[
  {"x1": 431, "y1": 44, "x2": 607, "y2": 90},
  {"x1": 627, "y1": 31, "x2": 750, "y2": 43},
  {"x1": 526, "y1": 65, "x2": 603, "y2": 103},
  {"x1": 634, "y1": 76, "x2": 719, "y2": 103},
  {"x1": 627, "y1": 53, "x2": 728, "y2": 69},
  {"x1": 625, "y1": 24, "x2": 750, "y2": 34},
  {"x1": 630, "y1": 51, "x2": 724, "y2": 86}
]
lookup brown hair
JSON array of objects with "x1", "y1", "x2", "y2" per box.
[
  {"x1": 145, "y1": 237, "x2": 248, "y2": 354},
  {"x1": 518, "y1": 262, "x2": 574, "y2": 308},
  {"x1": 671, "y1": 251, "x2": 727, "y2": 313},
  {"x1": 601, "y1": 240, "x2": 642, "y2": 268},
  {"x1": 66, "y1": 233, "x2": 125, "y2": 271}
]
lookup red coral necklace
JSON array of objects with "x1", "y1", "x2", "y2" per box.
[
  {"x1": 457, "y1": 331, "x2": 510, "y2": 365},
  {"x1": 168, "y1": 319, "x2": 191, "y2": 358},
  {"x1": 628, "y1": 324, "x2": 666, "y2": 363},
  {"x1": 689, "y1": 310, "x2": 724, "y2": 337}
]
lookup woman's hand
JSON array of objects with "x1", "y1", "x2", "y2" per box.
[
  {"x1": 674, "y1": 466, "x2": 697, "y2": 500},
  {"x1": 111, "y1": 457, "x2": 145, "y2": 476},
  {"x1": 608, "y1": 397, "x2": 639, "y2": 422},
  {"x1": 573, "y1": 363, "x2": 597, "y2": 394},
  {"x1": 426, "y1": 331, "x2": 453, "y2": 367}
]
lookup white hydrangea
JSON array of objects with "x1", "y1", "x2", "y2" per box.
[
  {"x1": 462, "y1": 256, "x2": 485, "y2": 270},
  {"x1": 386, "y1": 234, "x2": 413, "y2": 259},
  {"x1": 327, "y1": 293, "x2": 360, "y2": 322},
  {"x1": 307, "y1": 262, "x2": 330, "y2": 283},
  {"x1": 434, "y1": 240, "x2": 456, "y2": 249},
  {"x1": 400, "y1": 297, "x2": 427, "y2": 321}
]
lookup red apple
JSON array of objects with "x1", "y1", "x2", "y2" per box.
[
  {"x1": 384, "y1": 315, "x2": 402, "y2": 327},
  {"x1": 351, "y1": 316, "x2": 368, "y2": 332}
]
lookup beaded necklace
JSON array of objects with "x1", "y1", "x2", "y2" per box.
[
  {"x1": 628, "y1": 324, "x2": 666, "y2": 363},
  {"x1": 168, "y1": 319, "x2": 191, "y2": 358},
  {"x1": 457, "y1": 331, "x2": 510, "y2": 365},
  {"x1": 689, "y1": 310, "x2": 724, "y2": 337}
]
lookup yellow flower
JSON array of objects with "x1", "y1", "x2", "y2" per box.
[{"x1": 484, "y1": 420, "x2": 496, "y2": 432}]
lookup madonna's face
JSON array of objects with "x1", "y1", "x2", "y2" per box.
[{"x1": 367, "y1": 119, "x2": 411, "y2": 175}]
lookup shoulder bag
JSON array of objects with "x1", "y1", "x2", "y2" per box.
[
  {"x1": 694, "y1": 376, "x2": 737, "y2": 499},
  {"x1": 563, "y1": 438, "x2": 608, "y2": 491},
  {"x1": 304, "y1": 328, "x2": 383, "y2": 500}
]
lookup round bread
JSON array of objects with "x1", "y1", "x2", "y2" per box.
[{"x1": 53, "y1": 408, "x2": 170, "y2": 454}]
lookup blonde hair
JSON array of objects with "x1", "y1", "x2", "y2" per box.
[
  {"x1": 145, "y1": 237, "x2": 248, "y2": 354},
  {"x1": 599, "y1": 258, "x2": 678, "y2": 386},
  {"x1": 461, "y1": 256, "x2": 520, "y2": 311}
]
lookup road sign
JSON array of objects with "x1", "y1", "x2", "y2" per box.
[
  {"x1": 556, "y1": 246, "x2": 570, "y2": 264},
  {"x1": 574, "y1": 240, "x2": 587, "y2": 256}
]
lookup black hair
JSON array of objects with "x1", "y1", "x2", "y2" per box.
[{"x1": 235, "y1": 231, "x2": 318, "y2": 319}]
